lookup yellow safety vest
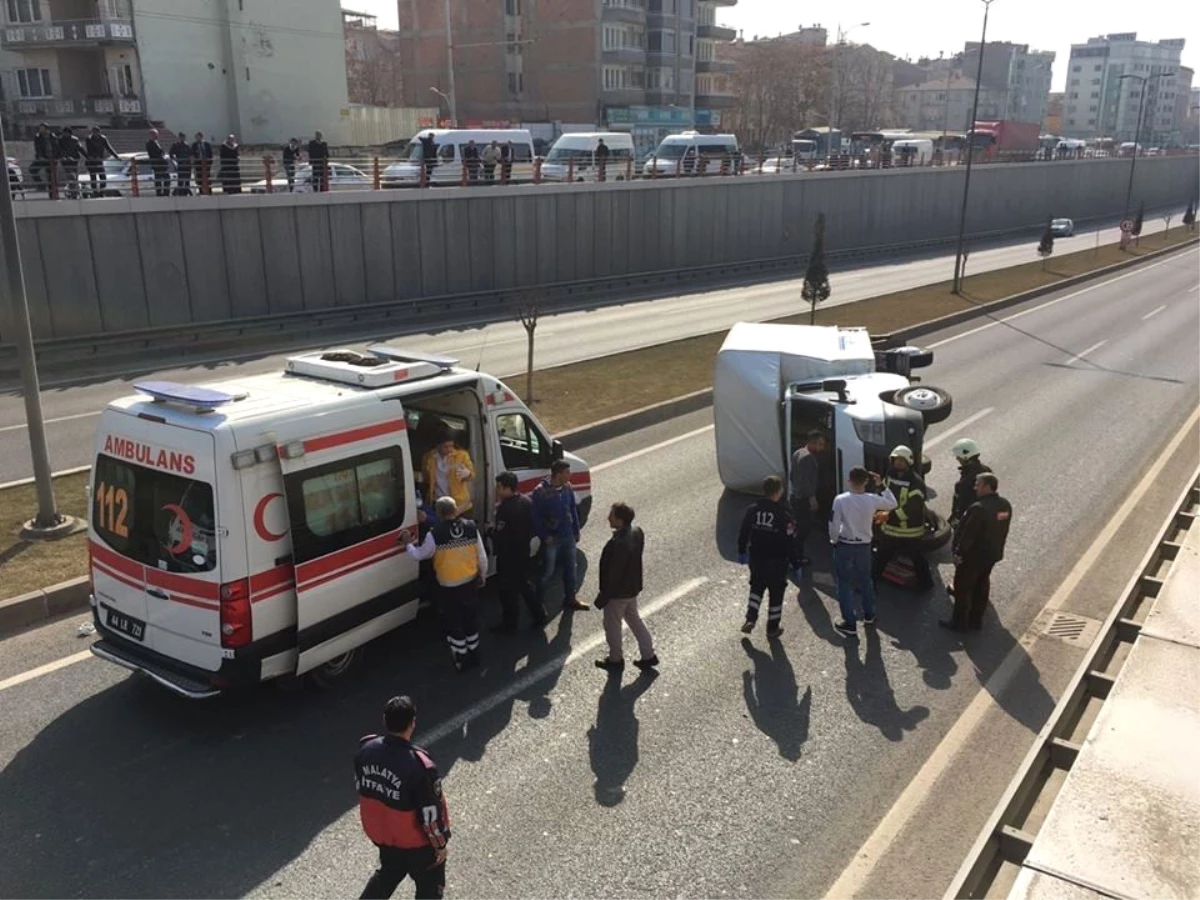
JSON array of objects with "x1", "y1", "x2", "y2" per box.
[{"x1": 431, "y1": 519, "x2": 481, "y2": 587}]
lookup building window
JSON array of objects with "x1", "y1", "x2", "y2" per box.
[
  {"x1": 603, "y1": 65, "x2": 643, "y2": 90},
  {"x1": 5, "y1": 0, "x2": 41, "y2": 22},
  {"x1": 504, "y1": 0, "x2": 521, "y2": 14},
  {"x1": 649, "y1": 28, "x2": 676, "y2": 53},
  {"x1": 647, "y1": 67, "x2": 675, "y2": 90},
  {"x1": 603, "y1": 23, "x2": 644, "y2": 50},
  {"x1": 1072, "y1": 64, "x2": 1081, "y2": 72},
  {"x1": 1091, "y1": 91, "x2": 1099, "y2": 98},
  {"x1": 16, "y1": 67, "x2": 52, "y2": 98},
  {"x1": 1068, "y1": 118, "x2": 1075, "y2": 126},
  {"x1": 507, "y1": 72, "x2": 523, "y2": 93}
]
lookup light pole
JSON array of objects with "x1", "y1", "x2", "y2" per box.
[
  {"x1": 442, "y1": 0, "x2": 458, "y2": 126},
  {"x1": 429, "y1": 86, "x2": 451, "y2": 125},
  {"x1": 1118, "y1": 71, "x2": 1171, "y2": 221},
  {"x1": 831, "y1": 21, "x2": 869, "y2": 136},
  {"x1": 951, "y1": 0, "x2": 994, "y2": 294}
]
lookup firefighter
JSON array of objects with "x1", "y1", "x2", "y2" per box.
[
  {"x1": 873, "y1": 445, "x2": 934, "y2": 591},
  {"x1": 941, "y1": 472, "x2": 1012, "y2": 632},
  {"x1": 355, "y1": 696, "x2": 450, "y2": 899},
  {"x1": 950, "y1": 438, "x2": 992, "y2": 526},
  {"x1": 399, "y1": 496, "x2": 487, "y2": 672},
  {"x1": 737, "y1": 475, "x2": 802, "y2": 638}
]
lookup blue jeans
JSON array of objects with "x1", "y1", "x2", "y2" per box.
[
  {"x1": 538, "y1": 533, "x2": 577, "y2": 605},
  {"x1": 833, "y1": 542, "x2": 876, "y2": 626}
]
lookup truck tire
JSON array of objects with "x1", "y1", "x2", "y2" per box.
[
  {"x1": 894, "y1": 385, "x2": 953, "y2": 425},
  {"x1": 921, "y1": 508, "x2": 952, "y2": 554},
  {"x1": 307, "y1": 647, "x2": 363, "y2": 690}
]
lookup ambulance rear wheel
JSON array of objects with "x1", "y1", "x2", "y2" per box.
[{"x1": 308, "y1": 647, "x2": 363, "y2": 690}]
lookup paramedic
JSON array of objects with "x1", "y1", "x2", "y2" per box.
[
  {"x1": 872, "y1": 445, "x2": 934, "y2": 591},
  {"x1": 950, "y1": 438, "x2": 992, "y2": 526},
  {"x1": 491, "y1": 471, "x2": 547, "y2": 633},
  {"x1": 422, "y1": 427, "x2": 475, "y2": 516},
  {"x1": 941, "y1": 473, "x2": 1012, "y2": 632},
  {"x1": 355, "y1": 696, "x2": 450, "y2": 899},
  {"x1": 399, "y1": 497, "x2": 487, "y2": 672},
  {"x1": 789, "y1": 430, "x2": 826, "y2": 566},
  {"x1": 532, "y1": 461, "x2": 586, "y2": 611},
  {"x1": 737, "y1": 475, "x2": 802, "y2": 638}
]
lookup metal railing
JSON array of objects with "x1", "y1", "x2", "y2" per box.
[{"x1": 0, "y1": 16, "x2": 134, "y2": 44}]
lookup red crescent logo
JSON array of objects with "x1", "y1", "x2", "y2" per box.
[
  {"x1": 162, "y1": 503, "x2": 193, "y2": 554},
  {"x1": 254, "y1": 493, "x2": 288, "y2": 542}
]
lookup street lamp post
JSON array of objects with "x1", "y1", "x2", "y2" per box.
[
  {"x1": 951, "y1": 0, "x2": 994, "y2": 294},
  {"x1": 429, "y1": 86, "x2": 451, "y2": 125},
  {"x1": 442, "y1": 0, "x2": 458, "y2": 126},
  {"x1": 832, "y1": 21, "x2": 869, "y2": 135},
  {"x1": 1118, "y1": 71, "x2": 1171, "y2": 221}
]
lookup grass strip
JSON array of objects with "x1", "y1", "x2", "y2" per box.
[{"x1": 1, "y1": 471, "x2": 89, "y2": 602}]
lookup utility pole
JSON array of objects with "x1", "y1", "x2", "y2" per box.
[
  {"x1": 831, "y1": 21, "x2": 869, "y2": 136},
  {"x1": 0, "y1": 116, "x2": 73, "y2": 537},
  {"x1": 951, "y1": 0, "x2": 994, "y2": 294},
  {"x1": 1118, "y1": 71, "x2": 1171, "y2": 221},
  {"x1": 442, "y1": 0, "x2": 457, "y2": 126}
]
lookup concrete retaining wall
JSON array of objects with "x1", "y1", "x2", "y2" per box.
[{"x1": 2, "y1": 157, "x2": 1196, "y2": 343}]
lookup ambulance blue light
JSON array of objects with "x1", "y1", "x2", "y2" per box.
[{"x1": 134, "y1": 381, "x2": 242, "y2": 410}]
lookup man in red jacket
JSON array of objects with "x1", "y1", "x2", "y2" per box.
[{"x1": 355, "y1": 696, "x2": 450, "y2": 899}]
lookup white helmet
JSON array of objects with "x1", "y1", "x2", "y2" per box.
[
  {"x1": 890, "y1": 444, "x2": 915, "y2": 463},
  {"x1": 952, "y1": 438, "x2": 981, "y2": 461}
]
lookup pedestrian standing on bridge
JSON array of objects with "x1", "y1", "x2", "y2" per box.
[
  {"x1": 218, "y1": 134, "x2": 241, "y2": 194},
  {"x1": 146, "y1": 128, "x2": 169, "y2": 197},
  {"x1": 355, "y1": 696, "x2": 450, "y2": 899},
  {"x1": 738, "y1": 475, "x2": 802, "y2": 638},
  {"x1": 400, "y1": 497, "x2": 488, "y2": 672},
  {"x1": 282, "y1": 137, "x2": 302, "y2": 192},
  {"x1": 57, "y1": 126, "x2": 83, "y2": 199},
  {"x1": 84, "y1": 125, "x2": 118, "y2": 198},
  {"x1": 170, "y1": 131, "x2": 193, "y2": 196},
  {"x1": 308, "y1": 130, "x2": 330, "y2": 192},
  {"x1": 829, "y1": 468, "x2": 897, "y2": 637},
  {"x1": 789, "y1": 430, "x2": 827, "y2": 567},
  {"x1": 941, "y1": 473, "x2": 1012, "y2": 633}
]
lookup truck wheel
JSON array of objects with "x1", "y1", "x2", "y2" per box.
[
  {"x1": 307, "y1": 647, "x2": 363, "y2": 690},
  {"x1": 894, "y1": 385, "x2": 953, "y2": 425},
  {"x1": 921, "y1": 508, "x2": 952, "y2": 554}
]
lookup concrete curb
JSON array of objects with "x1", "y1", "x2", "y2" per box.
[{"x1": 0, "y1": 577, "x2": 89, "y2": 639}]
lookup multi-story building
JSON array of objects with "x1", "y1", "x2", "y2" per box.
[
  {"x1": 0, "y1": 0, "x2": 350, "y2": 144},
  {"x1": 1062, "y1": 33, "x2": 1187, "y2": 145},
  {"x1": 344, "y1": 7, "x2": 403, "y2": 107},
  {"x1": 395, "y1": 0, "x2": 737, "y2": 156},
  {"x1": 1043, "y1": 91, "x2": 1064, "y2": 134},
  {"x1": 962, "y1": 41, "x2": 1055, "y2": 126},
  {"x1": 896, "y1": 75, "x2": 1005, "y2": 133}
]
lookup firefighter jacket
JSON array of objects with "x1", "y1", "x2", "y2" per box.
[
  {"x1": 738, "y1": 498, "x2": 801, "y2": 567},
  {"x1": 953, "y1": 493, "x2": 1013, "y2": 566},
  {"x1": 881, "y1": 466, "x2": 927, "y2": 540},
  {"x1": 952, "y1": 458, "x2": 993, "y2": 523},
  {"x1": 355, "y1": 734, "x2": 451, "y2": 851},
  {"x1": 406, "y1": 517, "x2": 488, "y2": 587}
]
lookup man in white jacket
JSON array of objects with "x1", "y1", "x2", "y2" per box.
[{"x1": 829, "y1": 467, "x2": 897, "y2": 637}]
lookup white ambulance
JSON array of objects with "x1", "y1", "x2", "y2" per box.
[{"x1": 87, "y1": 347, "x2": 593, "y2": 698}]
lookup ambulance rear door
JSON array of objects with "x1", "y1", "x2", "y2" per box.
[{"x1": 274, "y1": 406, "x2": 418, "y2": 675}]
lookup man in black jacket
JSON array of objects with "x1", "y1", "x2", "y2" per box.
[
  {"x1": 282, "y1": 137, "x2": 302, "y2": 192},
  {"x1": 170, "y1": 131, "x2": 192, "y2": 196},
  {"x1": 84, "y1": 125, "x2": 118, "y2": 198},
  {"x1": 594, "y1": 502, "x2": 658, "y2": 673},
  {"x1": 57, "y1": 126, "x2": 83, "y2": 199},
  {"x1": 941, "y1": 473, "x2": 1012, "y2": 633},
  {"x1": 32, "y1": 122, "x2": 57, "y2": 195},
  {"x1": 146, "y1": 128, "x2": 169, "y2": 196},
  {"x1": 308, "y1": 130, "x2": 329, "y2": 191},
  {"x1": 738, "y1": 475, "x2": 802, "y2": 638},
  {"x1": 950, "y1": 438, "x2": 992, "y2": 526},
  {"x1": 191, "y1": 132, "x2": 213, "y2": 194},
  {"x1": 490, "y1": 471, "x2": 546, "y2": 634}
]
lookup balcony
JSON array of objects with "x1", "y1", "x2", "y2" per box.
[
  {"x1": 695, "y1": 58, "x2": 735, "y2": 73},
  {"x1": 601, "y1": 87, "x2": 646, "y2": 107},
  {"x1": 5, "y1": 94, "x2": 142, "y2": 118},
  {"x1": 696, "y1": 23, "x2": 736, "y2": 40},
  {"x1": 2, "y1": 17, "x2": 134, "y2": 48},
  {"x1": 602, "y1": 47, "x2": 646, "y2": 65},
  {"x1": 695, "y1": 90, "x2": 737, "y2": 108},
  {"x1": 601, "y1": 1, "x2": 646, "y2": 25}
]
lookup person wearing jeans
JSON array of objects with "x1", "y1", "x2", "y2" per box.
[
  {"x1": 594, "y1": 502, "x2": 658, "y2": 673},
  {"x1": 532, "y1": 461, "x2": 586, "y2": 611},
  {"x1": 829, "y1": 467, "x2": 896, "y2": 637}
]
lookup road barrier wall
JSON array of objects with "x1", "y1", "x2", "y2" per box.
[{"x1": 1, "y1": 156, "x2": 1195, "y2": 344}]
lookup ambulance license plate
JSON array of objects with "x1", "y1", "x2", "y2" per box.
[{"x1": 105, "y1": 606, "x2": 146, "y2": 642}]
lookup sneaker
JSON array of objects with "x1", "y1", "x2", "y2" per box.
[
  {"x1": 862, "y1": 615, "x2": 877, "y2": 626},
  {"x1": 740, "y1": 620, "x2": 755, "y2": 634},
  {"x1": 766, "y1": 625, "x2": 784, "y2": 638},
  {"x1": 565, "y1": 599, "x2": 590, "y2": 611},
  {"x1": 834, "y1": 620, "x2": 858, "y2": 637},
  {"x1": 594, "y1": 658, "x2": 625, "y2": 672},
  {"x1": 633, "y1": 655, "x2": 659, "y2": 671}
]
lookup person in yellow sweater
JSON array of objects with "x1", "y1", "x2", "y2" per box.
[{"x1": 422, "y1": 428, "x2": 475, "y2": 515}]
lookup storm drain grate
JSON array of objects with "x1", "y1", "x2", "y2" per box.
[{"x1": 1040, "y1": 613, "x2": 1102, "y2": 648}]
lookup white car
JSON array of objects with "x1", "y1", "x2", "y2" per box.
[
  {"x1": 88, "y1": 153, "x2": 176, "y2": 197},
  {"x1": 249, "y1": 163, "x2": 371, "y2": 193},
  {"x1": 1050, "y1": 217, "x2": 1074, "y2": 237}
]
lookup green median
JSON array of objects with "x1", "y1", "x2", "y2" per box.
[{"x1": 0, "y1": 227, "x2": 1194, "y2": 605}]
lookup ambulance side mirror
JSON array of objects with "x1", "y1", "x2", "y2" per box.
[{"x1": 551, "y1": 439, "x2": 565, "y2": 462}]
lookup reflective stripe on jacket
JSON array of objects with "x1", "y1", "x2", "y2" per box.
[{"x1": 881, "y1": 469, "x2": 927, "y2": 539}]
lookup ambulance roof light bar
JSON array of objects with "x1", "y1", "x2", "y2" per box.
[
  {"x1": 133, "y1": 381, "x2": 246, "y2": 412},
  {"x1": 367, "y1": 345, "x2": 460, "y2": 369}
]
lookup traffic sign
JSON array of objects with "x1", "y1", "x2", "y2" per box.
[{"x1": 1120, "y1": 219, "x2": 1134, "y2": 233}]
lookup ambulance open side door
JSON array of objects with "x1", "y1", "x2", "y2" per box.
[{"x1": 275, "y1": 409, "x2": 418, "y2": 675}]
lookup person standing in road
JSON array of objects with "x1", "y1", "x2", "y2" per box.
[
  {"x1": 738, "y1": 475, "x2": 802, "y2": 638},
  {"x1": 282, "y1": 137, "x2": 302, "y2": 192},
  {"x1": 84, "y1": 125, "x2": 118, "y2": 198},
  {"x1": 308, "y1": 130, "x2": 330, "y2": 192},
  {"x1": 481, "y1": 140, "x2": 500, "y2": 182},
  {"x1": 400, "y1": 497, "x2": 487, "y2": 672},
  {"x1": 872, "y1": 445, "x2": 934, "y2": 591},
  {"x1": 594, "y1": 502, "x2": 658, "y2": 673},
  {"x1": 828, "y1": 467, "x2": 897, "y2": 637},
  {"x1": 789, "y1": 430, "x2": 826, "y2": 567},
  {"x1": 490, "y1": 471, "x2": 547, "y2": 633},
  {"x1": 941, "y1": 473, "x2": 1012, "y2": 633},
  {"x1": 57, "y1": 126, "x2": 83, "y2": 199},
  {"x1": 355, "y1": 696, "x2": 450, "y2": 900},
  {"x1": 191, "y1": 132, "x2": 213, "y2": 194},
  {"x1": 532, "y1": 460, "x2": 586, "y2": 612},
  {"x1": 595, "y1": 137, "x2": 610, "y2": 182},
  {"x1": 170, "y1": 131, "x2": 193, "y2": 196},
  {"x1": 950, "y1": 438, "x2": 992, "y2": 526},
  {"x1": 146, "y1": 128, "x2": 169, "y2": 197}
]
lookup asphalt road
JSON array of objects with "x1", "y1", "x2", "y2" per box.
[
  {"x1": 0, "y1": 248, "x2": 1195, "y2": 898},
  {"x1": 0, "y1": 212, "x2": 1181, "y2": 484}
]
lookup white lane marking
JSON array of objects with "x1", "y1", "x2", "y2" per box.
[
  {"x1": 923, "y1": 408, "x2": 995, "y2": 451},
  {"x1": 1189, "y1": 285, "x2": 1199, "y2": 293},
  {"x1": 0, "y1": 410, "x2": 101, "y2": 434},
  {"x1": 0, "y1": 649, "x2": 93, "y2": 694},
  {"x1": 421, "y1": 578, "x2": 708, "y2": 748},
  {"x1": 592, "y1": 424, "x2": 714, "y2": 473},
  {"x1": 824, "y1": 406, "x2": 1200, "y2": 900},
  {"x1": 927, "y1": 249, "x2": 1197, "y2": 349},
  {"x1": 1065, "y1": 339, "x2": 1108, "y2": 366},
  {"x1": 1141, "y1": 304, "x2": 1168, "y2": 320}
]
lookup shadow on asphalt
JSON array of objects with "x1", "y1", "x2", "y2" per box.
[
  {"x1": 740, "y1": 637, "x2": 812, "y2": 761},
  {"x1": 843, "y1": 628, "x2": 931, "y2": 742},
  {"x1": 587, "y1": 669, "x2": 659, "y2": 807}
]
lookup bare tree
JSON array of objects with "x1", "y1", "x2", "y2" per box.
[
  {"x1": 728, "y1": 40, "x2": 831, "y2": 153},
  {"x1": 345, "y1": 29, "x2": 403, "y2": 107},
  {"x1": 514, "y1": 292, "x2": 541, "y2": 403}
]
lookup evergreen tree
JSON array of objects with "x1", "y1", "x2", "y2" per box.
[{"x1": 802, "y1": 212, "x2": 830, "y2": 325}]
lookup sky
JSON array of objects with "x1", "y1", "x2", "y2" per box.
[{"x1": 349, "y1": 0, "x2": 1198, "y2": 93}]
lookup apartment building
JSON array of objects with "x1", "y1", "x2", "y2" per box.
[
  {"x1": 344, "y1": 7, "x2": 402, "y2": 107},
  {"x1": 1062, "y1": 33, "x2": 1187, "y2": 144},
  {"x1": 896, "y1": 75, "x2": 1006, "y2": 133},
  {"x1": 962, "y1": 41, "x2": 1054, "y2": 126},
  {"x1": 395, "y1": 0, "x2": 737, "y2": 156},
  {"x1": 0, "y1": 0, "x2": 350, "y2": 144}
]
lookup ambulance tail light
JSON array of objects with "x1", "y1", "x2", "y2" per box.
[{"x1": 219, "y1": 579, "x2": 252, "y2": 649}]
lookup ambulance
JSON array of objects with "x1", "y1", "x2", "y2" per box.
[{"x1": 86, "y1": 346, "x2": 593, "y2": 698}]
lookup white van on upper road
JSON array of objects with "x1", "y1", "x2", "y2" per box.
[
  {"x1": 642, "y1": 132, "x2": 741, "y2": 176},
  {"x1": 382, "y1": 128, "x2": 536, "y2": 186},
  {"x1": 86, "y1": 347, "x2": 592, "y2": 698},
  {"x1": 542, "y1": 132, "x2": 635, "y2": 182}
]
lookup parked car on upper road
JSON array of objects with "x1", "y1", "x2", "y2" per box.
[{"x1": 248, "y1": 163, "x2": 371, "y2": 193}]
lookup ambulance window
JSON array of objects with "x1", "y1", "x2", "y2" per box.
[
  {"x1": 496, "y1": 413, "x2": 548, "y2": 470},
  {"x1": 287, "y1": 447, "x2": 407, "y2": 564},
  {"x1": 92, "y1": 454, "x2": 218, "y2": 573}
]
